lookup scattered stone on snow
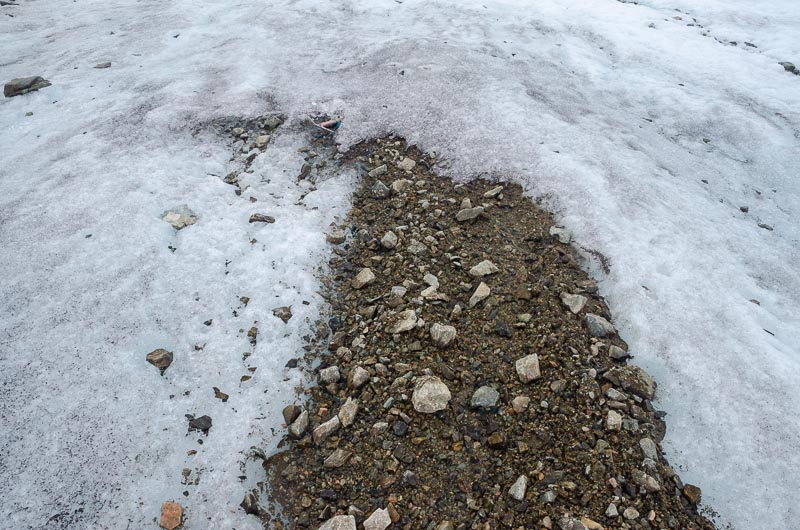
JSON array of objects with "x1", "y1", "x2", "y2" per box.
[
  {"x1": 159, "y1": 501, "x2": 183, "y2": 530},
  {"x1": 212, "y1": 387, "x2": 229, "y2": 402},
  {"x1": 146, "y1": 348, "x2": 173, "y2": 374},
  {"x1": 94, "y1": 62, "x2": 111, "y2": 69},
  {"x1": 188, "y1": 415, "x2": 212, "y2": 434},
  {"x1": 4, "y1": 76, "x2": 51, "y2": 97},
  {"x1": 249, "y1": 213, "x2": 275, "y2": 223},
  {"x1": 272, "y1": 306, "x2": 292, "y2": 323},
  {"x1": 161, "y1": 205, "x2": 197, "y2": 230}
]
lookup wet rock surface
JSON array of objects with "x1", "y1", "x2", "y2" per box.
[{"x1": 263, "y1": 138, "x2": 715, "y2": 530}]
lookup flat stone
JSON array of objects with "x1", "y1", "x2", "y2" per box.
[
  {"x1": 579, "y1": 517, "x2": 603, "y2": 530},
  {"x1": 368, "y1": 165, "x2": 387, "y2": 177},
  {"x1": 397, "y1": 157, "x2": 416, "y2": 171},
  {"x1": 313, "y1": 415, "x2": 341, "y2": 444},
  {"x1": 4, "y1": 76, "x2": 51, "y2": 97},
  {"x1": 348, "y1": 366, "x2": 370, "y2": 389},
  {"x1": 468, "y1": 282, "x2": 491, "y2": 308},
  {"x1": 561, "y1": 293, "x2": 587, "y2": 314},
  {"x1": 94, "y1": 62, "x2": 112, "y2": 69},
  {"x1": 288, "y1": 410, "x2": 309, "y2": 438},
  {"x1": 606, "y1": 410, "x2": 622, "y2": 431},
  {"x1": 471, "y1": 386, "x2": 500, "y2": 408},
  {"x1": 319, "y1": 366, "x2": 340, "y2": 384},
  {"x1": 430, "y1": 323, "x2": 457, "y2": 347},
  {"x1": 352, "y1": 268, "x2": 376, "y2": 289},
  {"x1": 511, "y1": 396, "x2": 530, "y2": 413},
  {"x1": 508, "y1": 475, "x2": 528, "y2": 501},
  {"x1": 255, "y1": 134, "x2": 270, "y2": 148},
  {"x1": 423, "y1": 273, "x2": 439, "y2": 288},
  {"x1": 160, "y1": 501, "x2": 183, "y2": 530},
  {"x1": 386, "y1": 309, "x2": 417, "y2": 334},
  {"x1": 639, "y1": 437, "x2": 658, "y2": 460},
  {"x1": 603, "y1": 365, "x2": 656, "y2": 400},
  {"x1": 381, "y1": 231, "x2": 398, "y2": 249},
  {"x1": 585, "y1": 314, "x2": 615, "y2": 337},
  {"x1": 337, "y1": 397, "x2": 358, "y2": 427},
  {"x1": 318, "y1": 515, "x2": 357, "y2": 530},
  {"x1": 455, "y1": 206, "x2": 484, "y2": 222},
  {"x1": 469, "y1": 260, "x2": 499, "y2": 277},
  {"x1": 323, "y1": 448, "x2": 352, "y2": 468},
  {"x1": 161, "y1": 205, "x2": 197, "y2": 230},
  {"x1": 515, "y1": 354, "x2": 541, "y2": 383},
  {"x1": 412, "y1": 376, "x2": 451, "y2": 413},
  {"x1": 371, "y1": 180, "x2": 391, "y2": 199},
  {"x1": 609, "y1": 345, "x2": 629, "y2": 360},
  {"x1": 249, "y1": 213, "x2": 275, "y2": 224},
  {"x1": 483, "y1": 186, "x2": 503, "y2": 198},
  {"x1": 146, "y1": 348, "x2": 173, "y2": 374},
  {"x1": 364, "y1": 507, "x2": 392, "y2": 530},
  {"x1": 327, "y1": 229, "x2": 346, "y2": 244}
]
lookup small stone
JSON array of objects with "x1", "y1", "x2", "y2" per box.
[
  {"x1": 412, "y1": 376, "x2": 451, "y2": 413},
  {"x1": 683, "y1": 484, "x2": 702, "y2": 504},
  {"x1": 318, "y1": 515, "x2": 357, "y2": 530},
  {"x1": 352, "y1": 268, "x2": 376, "y2": 289},
  {"x1": 324, "y1": 448, "x2": 352, "y2": 468},
  {"x1": 609, "y1": 345, "x2": 629, "y2": 360},
  {"x1": 386, "y1": 309, "x2": 417, "y2": 334},
  {"x1": 436, "y1": 522, "x2": 454, "y2": 530},
  {"x1": 430, "y1": 323, "x2": 457, "y2": 347},
  {"x1": 288, "y1": 410, "x2": 308, "y2": 438},
  {"x1": 161, "y1": 205, "x2": 197, "y2": 230},
  {"x1": 487, "y1": 431, "x2": 506, "y2": 448},
  {"x1": 319, "y1": 366, "x2": 340, "y2": 384},
  {"x1": 240, "y1": 491, "x2": 261, "y2": 515},
  {"x1": 212, "y1": 387, "x2": 229, "y2": 402},
  {"x1": 511, "y1": 396, "x2": 530, "y2": 413},
  {"x1": 606, "y1": 503, "x2": 618, "y2": 517},
  {"x1": 369, "y1": 165, "x2": 387, "y2": 177},
  {"x1": 540, "y1": 490, "x2": 557, "y2": 504},
  {"x1": 327, "y1": 229, "x2": 346, "y2": 244},
  {"x1": 639, "y1": 438, "x2": 658, "y2": 460},
  {"x1": 406, "y1": 239, "x2": 428, "y2": 255},
  {"x1": 515, "y1": 354, "x2": 541, "y2": 383},
  {"x1": 549, "y1": 226, "x2": 572, "y2": 244},
  {"x1": 159, "y1": 501, "x2": 183, "y2": 530},
  {"x1": 632, "y1": 469, "x2": 661, "y2": 492},
  {"x1": 255, "y1": 134, "x2": 270, "y2": 148},
  {"x1": 348, "y1": 366, "x2": 370, "y2": 389},
  {"x1": 508, "y1": 475, "x2": 528, "y2": 501},
  {"x1": 391, "y1": 179, "x2": 412, "y2": 193},
  {"x1": 561, "y1": 293, "x2": 587, "y2": 314},
  {"x1": 468, "y1": 282, "x2": 491, "y2": 308},
  {"x1": 585, "y1": 314, "x2": 615, "y2": 337},
  {"x1": 606, "y1": 410, "x2": 622, "y2": 431},
  {"x1": 338, "y1": 397, "x2": 359, "y2": 427},
  {"x1": 603, "y1": 365, "x2": 657, "y2": 400},
  {"x1": 397, "y1": 158, "x2": 416, "y2": 171},
  {"x1": 471, "y1": 386, "x2": 500, "y2": 408},
  {"x1": 483, "y1": 186, "x2": 503, "y2": 198},
  {"x1": 249, "y1": 213, "x2": 275, "y2": 223},
  {"x1": 282, "y1": 404, "x2": 301, "y2": 425},
  {"x1": 231, "y1": 127, "x2": 245, "y2": 137},
  {"x1": 455, "y1": 206, "x2": 484, "y2": 222},
  {"x1": 94, "y1": 62, "x2": 112, "y2": 69},
  {"x1": 779, "y1": 61, "x2": 797, "y2": 73},
  {"x1": 381, "y1": 231, "x2": 398, "y2": 249},
  {"x1": 272, "y1": 306, "x2": 292, "y2": 323},
  {"x1": 469, "y1": 260, "x2": 499, "y2": 277},
  {"x1": 4, "y1": 76, "x2": 51, "y2": 97},
  {"x1": 313, "y1": 415, "x2": 341, "y2": 444},
  {"x1": 622, "y1": 507, "x2": 639, "y2": 520},
  {"x1": 188, "y1": 415, "x2": 212, "y2": 434},
  {"x1": 579, "y1": 517, "x2": 603, "y2": 530},
  {"x1": 146, "y1": 348, "x2": 173, "y2": 374},
  {"x1": 364, "y1": 508, "x2": 392, "y2": 530},
  {"x1": 371, "y1": 180, "x2": 392, "y2": 199},
  {"x1": 423, "y1": 273, "x2": 439, "y2": 287}
]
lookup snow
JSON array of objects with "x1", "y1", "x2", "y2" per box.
[{"x1": 1, "y1": 0, "x2": 798, "y2": 529}]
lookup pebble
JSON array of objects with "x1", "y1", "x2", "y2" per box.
[
  {"x1": 288, "y1": 410, "x2": 309, "y2": 438},
  {"x1": 381, "y1": 230, "x2": 398, "y2": 249},
  {"x1": 584, "y1": 314, "x2": 615, "y2": 337},
  {"x1": 411, "y1": 375, "x2": 451, "y2": 413},
  {"x1": 369, "y1": 165, "x2": 387, "y2": 178},
  {"x1": 337, "y1": 397, "x2": 359, "y2": 427},
  {"x1": 549, "y1": 226, "x2": 572, "y2": 244},
  {"x1": 386, "y1": 309, "x2": 417, "y2": 333},
  {"x1": 508, "y1": 475, "x2": 528, "y2": 501},
  {"x1": 249, "y1": 213, "x2": 276, "y2": 223},
  {"x1": 255, "y1": 134, "x2": 270, "y2": 148},
  {"x1": 511, "y1": 396, "x2": 530, "y2": 412},
  {"x1": 146, "y1": 348, "x2": 173, "y2": 374},
  {"x1": 94, "y1": 62, "x2": 112, "y2": 69},
  {"x1": 456, "y1": 206, "x2": 484, "y2": 222},
  {"x1": 363, "y1": 507, "x2": 392, "y2": 530},
  {"x1": 515, "y1": 354, "x2": 541, "y2": 383},
  {"x1": 319, "y1": 366, "x2": 340, "y2": 384},
  {"x1": 397, "y1": 157, "x2": 416, "y2": 171},
  {"x1": 622, "y1": 507, "x2": 639, "y2": 520},
  {"x1": 352, "y1": 268, "x2": 376, "y2": 289},
  {"x1": 391, "y1": 179, "x2": 412, "y2": 193},
  {"x1": 471, "y1": 386, "x2": 500, "y2": 408},
  {"x1": 779, "y1": 61, "x2": 797, "y2": 74},
  {"x1": 609, "y1": 345, "x2": 629, "y2": 360},
  {"x1": 159, "y1": 501, "x2": 183, "y2": 530},
  {"x1": 3, "y1": 76, "x2": 51, "y2": 97},
  {"x1": 161, "y1": 205, "x2": 197, "y2": 230},
  {"x1": 483, "y1": 186, "x2": 503, "y2": 198},
  {"x1": 579, "y1": 517, "x2": 603, "y2": 530},
  {"x1": 632, "y1": 469, "x2": 661, "y2": 492},
  {"x1": 312, "y1": 415, "x2": 341, "y2": 444},
  {"x1": 430, "y1": 323, "x2": 457, "y2": 347},
  {"x1": 272, "y1": 306, "x2": 292, "y2": 323},
  {"x1": 318, "y1": 515, "x2": 357, "y2": 530},
  {"x1": 561, "y1": 293, "x2": 588, "y2": 314},
  {"x1": 639, "y1": 437, "x2": 658, "y2": 460},
  {"x1": 188, "y1": 415, "x2": 212, "y2": 434},
  {"x1": 468, "y1": 282, "x2": 491, "y2": 307},
  {"x1": 348, "y1": 366, "x2": 370, "y2": 389},
  {"x1": 468, "y1": 260, "x2": 499, "y2": 277},
  {"x1": 606, "y1": 503, "x2": 618, "y2": 517},
  {"x1": 371, "y1": 180, "x2": 391, "y2": 199},
  {"x1": 327, "y1": 229, "x2": 346, "y2": 244},
  {"x1": 323, "y1": 448, "x2": 352, "y2": 468},
  {"x1": 606, "y1": 410, "x2": 622, "y2": 431},
  {"x1": 282, "y1": 405, "x2": 301, "y2": 425}
]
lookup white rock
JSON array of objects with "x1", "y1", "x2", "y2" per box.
[
  {"x1": 606, "y1": 503, "x2": 618, "y2": 517},
  {"x1": 318, "y1": 515, "x2": 357, "y2": 530},
  {"x1": 381, "y1": 231, "x2": 399, "y2": 249},
  {"x1": 319, "y1": 366, "x2": 340, "y2": 384},
  {"x1": 348, "y1": 366, "x2": 370, "y2": 389},
  {"x1": 338, "y1": 397, "x2": 359, "y2": 427},
  {"x1": 515, "y1": 354, "x2": 541, "y2": 383},
  {"x1": 363, "y1": 507, "x2": 392, "y2": 530},
  {"x1": 622, "y1": 507, "x2": 639, "y2": 520},
  {"x1": 386, "y1": 309, "x2": 417, "y2": 334},
  {"x1": 312, "y1": 415, "x2": 341, "y2": 444},
  {"x1": 468, "y1": 282, "x2": 491, "y2": 308},
  {"x1": 397, "y1": 158, "x2": 416, "y2": 171},
  {"x1": 255, "y1": 134, "x2": 270, "y2": 148},
  {"x1": 423, "y1": 273, "x2": 439, "y2": 288},
  {"x1": 561, "y1": 293, "x2": 588, "y2": 314},
  {"x1": 430, "y1": 323, "x2": 457, "y2": 347},
  {"x1": 508, "y1": 475, "x2": 528, "y2": 501},
  {"x1": 391, "y1": 179, "x2": 412, "y2": 193},
  {"x1": 412, "y1": 376, "x2": 451, "y2": 413},
  {"x1": 352, "y1": 268, "x2": 376, "y2": 289},
  {"x1": 161, "y1": 205, "x2": 197, "y2": 230},
  {"x1": 469, "y1": 260, "x2": 499, "y2": 277},
  {"x1": 606, "y1": 410, "x2": 622, "y2": 431}
]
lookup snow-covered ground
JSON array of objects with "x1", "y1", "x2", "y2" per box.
[{"x1": 1, "y1": 1, "x2": 798, "y2": 529}]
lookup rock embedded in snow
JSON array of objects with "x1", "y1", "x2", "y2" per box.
[
  {"x1": 94, "y1": 62, "x2": 111, "y2": 69},
  {"x1": 288, "y1": 410, "x2": 308, "y2": 438},
  {"x1": 455, "y1": 206, "x2": 484, "y2": 222},
  {"x1": 468, "y1": 282, "x2": 491, "y2": 307},
  {"x1": 471, "y1": 385, "x2": 500, "y2": 408},
  {"x1": 515, "y1": 354, "x2": 541, "y2": 383},
  {"x1": 337, "y1": 397, "x2": 358, "y2": 427},
  {"x1": 603, "y1": 365, "x2": 656, "y2": 400},
  {"x1": 159, "y1": 501, "x2": 183, "y2": 530},
  {"x1": 313, "y1": 415, "x2": 341, "y2": 444},
  {"x1": 249, "y1": 213, "x2": 275, "y2": 223},
  {"x1": 386, "y1": 309, "x2": 417, "y2": 334},
  {"x1": 381, "y1": 230, "x2": 398, "y2": 249},
  {"x1": 4, "y1": 76, "x2": 51, "y2": 97},
  {"x1": 430, "y1": 323, "x2": 456, "y2": 347},
  {"x1": 352, "y1": 268, "x2": 376, "y2": 289},
  {"x1": 779, "y1": 61, "x2": 797, "y2": 74},
  {"x1": 397, "y1": 157, "x2": 416, "y2": 171},
  {"x1": 561, "y1": 293, "x2": 588, "y2": 314},
  {"x1": 146, "y1": 348, "x2": 173, "y2": 374},
  {"x1": 363, "y1": 508, "x2": 392, "y2": 530},
  {"x1": 319, "y1": 365, "x2": 340, "y2": 384},
  {"x1": 469, "y1": 260, "x2": 499, "y2": 277},
  {"x1": 549, "y1": 226, "x2": 572, "y2": 244},
  {"x1": 318, "y1": 515, "x2": 357, "y2": 530},
  {"x1": 585, "y1": 314, "x2": 615, "y2": 337},
  {"x1": 508, "y1": 475, "x2": 528, "y2": 500},
  {"x1": 371, "y1": 180, "x2": 391, "y2": 199},
  {"x1": 161, "y1": 205, "x2": 197, "y2": 230},
  {"x1": 188, "y1": 415, "x2": 212, "y2": 434},
  {"x1": 272, "y1": 306, "x2": 292, "y2": 323},
  {"x1": 412, "y1": 375, "x2": 451, "y2": 413}
]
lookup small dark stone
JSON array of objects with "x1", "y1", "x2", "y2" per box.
[
  {"x1": 282, "y1": 405, "x2": 301, "y2": 425},
  {"x1": 495, "y1": 321, "x2": 513, "y2": 338},
  {"x1": 320, "y1": 489, "x2": 337, "y2": 502},
  {"x1": 188, "y1": 415, "x2": 212, "y2": 434},
  {"x1": 240, "y1": 491, "x2": 261, "y2": 515},
  {"x1": 683, "y1": 484, "x2": 702, "y2": 504},
  {"x1": 393, "y1": 420, "x2": 409, "y2": 437},
  {"x1": 4, "y1": 76, "x2": 51, "y2": 97},
  {"x1": 203, "y1": 319, "x2": 213, "y2": 326},
  {"x1": 285, "y1": 358, "x2": 299, "y2": 368}
]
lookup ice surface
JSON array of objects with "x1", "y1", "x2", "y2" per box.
[{"x1": 1, "y1": 0, "x2": 798, "y2": 529}]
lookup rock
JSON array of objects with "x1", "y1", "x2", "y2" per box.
[
  {"x1": 779, "y1": 61, "x2": 797, "y2": 74},
  {"x1": 487, "y1": 431, "x2": 506, "y2": 448},
  {"x1": 436, "y1": 522, "x2": 454, "y2": 530},
  {"x1": 483, "y1": 186, "x2": 503, "y2": 198},
  {"x1": 397, "y1": 157, "x2": 416, "y2": 171},
  {"x1": 313, "y1": 415, "x2": 341, "y2": 444},
  {"x1": 381, "y1": 231, "x2": 398, "y2": 249},
  {"x1": 4, "y1": 76, "x2": 51, "y2": 97},
  {"x1": 632, "y1": 469, "x2": 661, "y2": 492},
  {"x1": 318, "y1": 515, "x2": 357, "y2": 530},
  {"x1": 540, "y1": 490, "x2": 557, "y2": 504},
  {"x1": 327, "y1": 229, "x2": 346, "y2": 244},
  {"x1": 456, "y1": 206, "x2": 484, "y2": 222},
  {"x1": 338, "y1": 397, "x2": 358, "y2": 427},
  {"x1": 371, "y1": 180, "x2": 391, "y2": 199},
  {"x1": 412, "y1": 376, "x2": 451, "y2": 413},
  {"x1": 352, "y1": 268, "x2": 376, "y2": 289},
  {"x1": 468, "y1": 282, "x2": 491, "y2": 308},
  {"x1": 579, "y1": 517, "x2": 603, "y2": 530},
  {"x1": 255, "y1": 134, "x2": 270, "y2": 148},
  {"x1": 364, "y1": 507, "x2": 392, "y2": 530},
  {"x1": 515, "y1": 354, "x2": 541, "y2": 383},
  {"x1": 188, "y1": 415, "x2": 212, "y2": 434},
  {"x1": 94, "y1": 62, "x2": 112, "y2": 69},
  {"x1": 585, "y1": 314, "x2": 615, "y2": 337},
  {"x1": 240, "y1": 491, "x2": 261, "y2": 515},
  {"x1": 430, "y1": 323, "x2": 457, "y2": 347},
  {"x1": 288, "y1": 410, "x2": 309, "y2": 438},
  {"x1": 549, "y1": 226, "x2": 572, "y2": 244},
  {"x1": 622, "y1": 507, "x2": 639, "y2": 520},
  {"x1": 348, "y1": 366, "x2": 370, "y2": 389},
  {"x1": 213, "y1": 387, "x2": 229, "y2": 402},
  {"x1": 468, "y1": 260, "x2": 499, "y2": 277},
  {"x1": 324, "y1": 448, "x2": 352, "y2": 468},
  {"x1": 161, "y1": 205, "x2": 197, "y2": 230},
  {"x1": 386, "y1": 309, "x2": 417, "y2": 334},
  {"x1": 603, "y1": 365, "x2": 657, "y2": 400},
  {"x1": 609, "y1": 345, "x2": 629, "y2": 360},
  {"x1": 606, "y1": 410, "x2": 622, "y2": 431},
  {"x1": 232, "y1": 127, "x2": 245, "y2": 137},
  {"x1": 272, "y1": 306, "x2": 292, "y2": 323},
  {"x1": 406, "y1": 239, "x2": 427, "y2": 255},
  {"x1": 369, "y1": 165, "x2": 387, "y2": 177},
  {"x1": 160, "y1": 501, "x2": 183, "y2": 530},
  {"x1": 683, "y1": 484, "x2": 702, "y2": 504},
  {"x1": 471, "y1": 386, "x2": 500, "y2": 408},
  {"x1": 508, "y1": 475, "x2": 528, "y2": 501},
  {"x1": 262, "y1": 115, "x2": 284, "y2": 130},
  {"x1": 558, "y1": 517, "x2": 589, "y2": 530},
  {"x1": 249, "y1": 213, "x2": 275, "y2": 223},
  {"x1": 319, "y1": 366, "x2": 340, "y2": 384},
  {"x1": 560, "y1": 293, "x2": 587, "y2": 314},
  {"x1": 282, "y1": 404, "x2": 301, "y2": 425},
  {"x1": 423, "y1": 273, "x2": 439, "y2": 288},
  {"x1": 391, "y1": 179, "x2": 412, "y2": 193},
  {"x1": 605, "y1": 503, "x2": 618, "y2": 517},
  {"x1": 511, "y1": 396, "x2": 530, "y2": 413},
  {"x1": 146, "y1": 348, "x2": 173, "y2": 374},
  {"x1": 639, "y1": 438, "x2": 658, "y2": 460}
]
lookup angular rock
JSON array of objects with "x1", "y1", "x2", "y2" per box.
[
  {"x1": 94, "y1": 62, "x2": 112, "y2": 69},
  {"x1": 368, "y1": 165, "x2": 387, "y2": 177},
  {"x1": 386, "y1": 309, "x2": 417, "y2": 334},
  {"x1": 352, "y1": 268, "x2": 376, "y2": 289},
  {"x1": 364, "y1": 507, "x2": 392, "y2": 530},
  {"x1": 348, "y1": 366, "x2": 370, "y2": 389},
  {"x1": 319, "y1": 366, "x2": 340, "y2": 384},
  {"x1": 585, "y1": 314, "x2": 615, "y2": 337},
  {"x1": 412, "y1": 376, "x2": 451, "y2": 413},
  {"x1": 606, "y1": 410, "x2": 622, "y2": 431},
  {"x1": 511, "y1": 396, "x2": 530, "y2": 413},
  {"x1": 381, "y1": 230, "x2": 398, "y2": 249},
  {"x1": 456, "y1": 206, "x2": 484, "y2": 222},
  {"x1": 515, "y1": 354, "x2": 541, "y2": 383},
  {"x1": 632, "y1": 469, "x2": 661, "y2": 493},
  {"x1": 255, "y1": 134, "x2": 270, "y2": 148},
  {"x1": 288, "y1": 410, "x2": 309, "y2": 438},
  {"x1": 4, "y1": 76, "x2": 51, "y2": 98},
  {"x1": 579, "y1": 518, "x2": 603, "y2": 530},
  {"x1": 282, "y1": 404, "x2": 301, "y2": 425},
  {"x1": 338, "y1": 397, "x2": 358, "y2": 427},
  {"x1": 249, "y1": 213, "x2": 276, "y2": 223},
  {"x1": 188, "y1": 415, "x2": 212, "y2": 434},
  {"x1": 508, "y1": 475, "x2": 528, "y2": 501},
  {"x1": 318, "y1": 515, "x2": 356, "y2": 530},
  {"x1": 471, "y1": 386, "x2": 500, "y2": 408},
  {"x1": 324, "y1": 448, "x2": 352, "y2": 468},
  {"x1": 272, "y1": 306, "x2": 292, "y2": 323},
  {"x1": 313, "y1": 415, "x2": 341, "y2": 444},
  {"x1": 430, "y1": 323, "x2": 456, "y2": 347},
  {"x1": 469, "y1": 260, "x2": 499, "y2": 277},
  {"x1": 609, "y1": 345, "x2": 630, "y2": 360},
  {"x1": 160, "y1": 501, "x2": 183, "y2": 530},
  {"x1": 683, "y1": 484, "x2": 702, "y2": 504},
  {"x1": 371, "y1": 180, "x2": 391, "y2": 199},
  {"x1": 639, "y1": 437, "x2": 658, "y2": 461},
  {"x1": 397, "y1": 157, "x2": 416, "y2": 171},
  {"x1": 327, "y1": 229, "x2": 346, "y2": 244},
  {"x1": 603, "y1": 365, "x2": 656, "y2": 400},
  {"x1": 391, "y1": 179, "x2": 412, "y2": 193},
  {"x1": 561, "y1": 293, "x2": 587, "y2": 314},
  {"x1": 606, "y1": 503, "x2": 618, "y2": 517},
  {"x1": 622, "y1": 507, "x2": 639, "y2": 520},
  {"x1": 146, "y1": 348, "x2": 173, "y2": 374},
  {"x1": 468, "y1": 282, "x2": 491, "y2": 308},
  {"x1": 483, "y1": 186, "x2": 503, "y2": 198},
  {"x1": 161, "y1": 205, "x2": 197, "y2": 230}
]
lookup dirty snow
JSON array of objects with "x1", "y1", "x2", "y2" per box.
[{"x1": 1, "y1": 0, "x2": 798, "y2": 529}]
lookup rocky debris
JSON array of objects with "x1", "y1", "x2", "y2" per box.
[
  {"x1": 4, "y1": 76, "x2": 51, "y2": 97},
  {"x1": 412, "y1": 376, "x2": 451, "y2": 413},
  {"x1": 511, "y1": 395, "x2": 530, "y2": 412},
  {"x1": 327, "y1": 229, "x2": 346, "y2": 244},
  {"x1": 188, "y1": 415, "x2": 212, "y2": 434},
  {"x1": 146, "y1": 348, "x2": 173, "y2": 374},
  {"x1": 561, "y1": 292, "x2": 587, "y2": 314},
  {"x1": 471, "y1": 385, "x2": 500, "y2": 408},
  {"x1": 515, "y1": 354, "x2": 541, "y2": 383},
  {"x1": 455, "y1": 206, "x2": 484, "y2": 222},
  {"x1": 604, "y1": 365, "x2": 657, "y2": 399},
  {"x1": 249, "y1": 213, "x2": 275, "y2": 223},
  {"x1": 272, "y1": 306, "x2": 292, "y2": 323},
  {"x1": 468, "y1": 259, "x2": 499, "y2": 277},
  {"x1": 585, "y1": 313, "x2": 615, "y2": 337},
  {"x1": 94, "y1": 62, "x2": 111, "y2": 69},
  {"x1": 468, "y1": 282, "x2": 491, "y2": 307},
  {"x1": 318, "y1": 515, "x2": 356, "y2": 530},
  {"x1": 371, "y1": 180, "x2": 392, "y2": 199},
  {"x1": 159, "y1": 501, "x2": 183, "y2": 530},
  {"x1": 429, "y1": 323, "x2": 456, "y2": 347},
  {"x1": 623, "y1": 507, "x2": 640, "y2": 520},
  {"x1": 385, "y1": 309, "x2": 417, "y2": 333},
  {"x1": 288, "y1": 410, "x2": 308, "y2": 438},
  {"x1": 363, "y1": 507, "x2": 392, "y2": 530},
  {"x1": 352, "y1": 268, "x2": 376, "y2": 289},
  {"x1": 161, "y1": 205, "x2": 197, "y2": 230}
]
